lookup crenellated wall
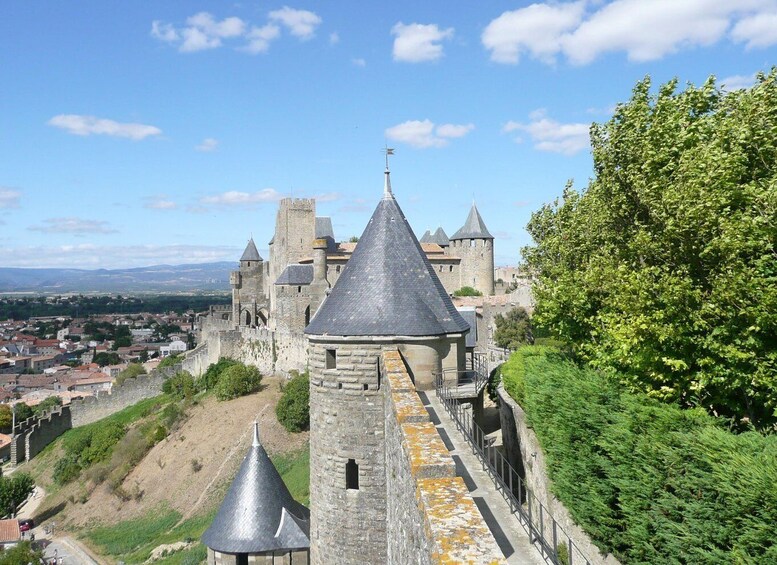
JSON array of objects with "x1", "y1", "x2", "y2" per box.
[{"x1": 383, "y1": 350, "x2": 505, "y2": 564}]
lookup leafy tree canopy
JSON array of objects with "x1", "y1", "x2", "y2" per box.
[
  {"x1": 453, "y1": 286, "x2": 483, "y2": 297},
  {"x1": 524, "y1": 72, "x2": 777, "y2": 428},
  {"x1": 494, "y1": 307, "x2": 533, "y2": 350}
]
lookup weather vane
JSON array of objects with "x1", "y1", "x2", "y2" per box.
[{"x1": 382, "y1": 145, "x2": 395, "y2": 171}]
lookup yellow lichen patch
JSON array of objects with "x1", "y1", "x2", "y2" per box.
[
  {"x1": 401, "y1": 422, "x2": 455, "y2": 479},
  {"x1": 392, "y1": 390, "x2": 429, "y2": 424},
  {"x1": 416, "y1": 477, "x2": 506, "y2": 565}
]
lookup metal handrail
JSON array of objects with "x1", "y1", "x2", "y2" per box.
[{"x1": 435, "y1": 380, "x2": 592, "y2": 565}]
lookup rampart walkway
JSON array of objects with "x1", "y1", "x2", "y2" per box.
[{"x1": 419, "y1": 391, "x2": 544, "y2": 565}]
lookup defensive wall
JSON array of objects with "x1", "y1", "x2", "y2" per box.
[
  {"x1": 184, "y1": 315, "x2": 307, "y2": 377},
  {"x1": 497, "y1": 384, "x2": 621, "y2": 565},
  {"x1": 9, "y1": 364, "x2": 180, "y2": 465},
  {"x1": 383, "y1": 349, "x2": 505, "y2": 564}
]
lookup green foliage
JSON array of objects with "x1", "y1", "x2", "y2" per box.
[
  {"x1": 214, "y1": 364, "x2": 262, "y2": 401},
  {"x1": 0, "y1": 541, "x2": 43, "y2": 565},
  {"x1": 94, "y1": 351, "x2": 121, "y2": 366},
  {"x1": 271, "y1": 447, "x2": 310, "y2": 506},
  {"x1": 158, "y1": 354, "x2": 181, "y2": 369},
  {"x1": 494, "y1": 307, "x2": 533, "y2": 350},
  {"x1": 199, "y1": 357, "x2": 239, "y2": 391},
  {"x1": 53, "y1": 455, "x2": 81, "y2": 485},
  {"x1": 162, "y1": 371, "x2": 196, "y2": 399},
  {"x1": 453, "y1": 286, "x2": 483, "y2": 297},
  {"x1": 276, "y1": 372, "x2": 310, "y2": 432},
  {"x1": 486, "y1": 365, "x2": 502, "y2": 405},
  {"x1": 503, "y1": 347, "x2": 777, "y2": 563},
  {"x1": 0, "y1": 473, "x2": 34, "y2": 516},
  {"x1": 13, "y1": 403, "x2": 33, "y2": 422},
  {"x1": 0, "y1": 405, "x2": 11, "y2": 432},
  {"x1": 116, "y1": 362, "x2": 147, "y2": 386},
  {"x1": 523, "y1": 72, "x2": 777, "y2": 428},
  {"x1": 32, "y1": 395, "x2": 62, "y2": 416}
]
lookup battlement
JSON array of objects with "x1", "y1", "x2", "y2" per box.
[
  {"x1": 278, "y1": 197, "x2": 315, "y2": 210},
  {"x1": 383, "y1": 349, "x2": 506, "y2": 564}
]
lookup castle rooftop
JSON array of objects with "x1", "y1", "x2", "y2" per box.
[
  {"x1": 305, "y1": 169, "x2": 469, "y2": 337},
  {"x1": 450, "y1": 203, "x2": 493, "y2": 240},
  {"x1": 201, "y1": 422, "x2": 310, "y2": 554},
  {"x1": 240, "y1": 238, "x2": 263, "y2": 262}
]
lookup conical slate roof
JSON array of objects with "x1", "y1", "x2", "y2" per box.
[
  {"x1": 450, "y1": 203, "x2": 493, "y2": 240},
  {"x1": 305, "y1": 170, "x2": 470, "y2": 337},
  {"x1": 201, "y1": 423, "x2": 310, "y2": 554},
  {"x1": 240, "y1": 238, "x2": 263, "y2": 262},
  {"x1": 431, "y1": 227, "x2": 450, "y2": 247},
  {"x1": 419, "y1": 229, "x2": 433, "y2": 243}
]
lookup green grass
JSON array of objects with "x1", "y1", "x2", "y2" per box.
[{"x1": 271, "y1": 446, "x2": 310, "y2": 506}]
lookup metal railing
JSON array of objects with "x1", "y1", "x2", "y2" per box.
[{"x1": 435, "y1": 381, "x2": 592, "y2": 565}]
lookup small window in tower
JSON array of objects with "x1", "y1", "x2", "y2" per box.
[
  {"x1": 363, "y1": 383, "x2": 368, "y2": 391},
  {"x1": 470, "y1": 240, "x2": 476, "y2": 247},
  {"x1": 298, "y1": 286, "x2": 301, "y2": 293},
  {"x1": 377, "y1": 360, "x2": 382, "y2": 390},
  {"x1": 346, "y1": 459, "x2": 359, "y2": 490},
  {"x1": 247, "y1": 262, "x2": 250, "y2": 267},
  {"x1": 449, "y1": 266, "x2": 453, "y2": 272},
  {"x1": 236, "y1": 554, "x2": 248, "y2": 565},
  {"x1": 336, "y1": 265, "x2": 341, "y2": 273},
  {"x1": 326, "y1": 349, "x2": 336, "y2": 369}
]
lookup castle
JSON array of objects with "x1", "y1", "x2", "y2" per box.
[{"x1": 193, "y1": 165, "x2": 511, "y2": 564}]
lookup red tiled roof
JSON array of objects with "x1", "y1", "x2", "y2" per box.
[{"x1": 0, "y1": 519, "x2": 20, "y2": 543}]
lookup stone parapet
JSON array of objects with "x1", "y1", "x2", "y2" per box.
[{"x1": 383, "y1": 349, "x2": 505, "y2": 565}]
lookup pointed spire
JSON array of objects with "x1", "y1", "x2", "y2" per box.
[
  {"x1": 240, "y1": 238, "x2": 263, "y2": 262},
  {"x1": 383, "y1": 167, "x2": 393, "y2": 199},
  {"x1": 450, "y1": 202, "x2": 494, "y2": 240},
  {"x1": 252, "y1": 420, "x2": 260, "y2": 447}
]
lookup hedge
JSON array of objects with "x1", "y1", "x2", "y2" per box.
[{"x1": 501, "y1": 347, "x2": 777, "y2": 563}]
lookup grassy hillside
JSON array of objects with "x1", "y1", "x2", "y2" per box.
[{"x1": 22, "y1": 375, "x2": 310, "y2": 564}]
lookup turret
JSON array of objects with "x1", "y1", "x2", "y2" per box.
[
  {"x1": 309, "y1": 238, "x2": 329, "y2": 315},
  {"x1": 449, "y1": 202, "x2": 495, "y2": 295}
]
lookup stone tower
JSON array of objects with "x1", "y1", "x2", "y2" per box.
[
  {"x1": 231, "y1": 238, "x2": 266, "y2": 326},
  {"x1": 269, "y1": 198, "x2": 316, "y2": 326},
  {"x1": 304, "y1": 167, "x2": 470, "y2": 565},
  {"x1": 449, "y1": 202, "x2": 495, "y2": 295}
]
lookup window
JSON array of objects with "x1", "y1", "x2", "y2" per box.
[
  {"x1": 336, "y1": 265, "x2": 341, "y2": 273},
  {"x1": 449, "y1": 266, "x2": 453, "y2": 272},
  {"x1": 346, "y1": 459, "x2": 359, "y2": 490},
  {"x1": 236, "y1": 554, "x2": 248, "y2": 565},
  {"x1": 377, "y1": 361, "x2": 381, "y2": 390},
  {"x1": 363, "y1": 383, "x2": 368, "y2": 391},
  {"x1": 326, "y1": 349, "x2": 336, "y2": 369},
  {"x1": 470, "y1": 239, "x2": 476, "y2": 247},
  {"x1": 297, "y1": 286, "x2": 301, "y2": 293}
]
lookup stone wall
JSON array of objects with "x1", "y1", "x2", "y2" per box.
[
  {"x1": 26, "y1": 405, "x2": 73, "y2": 460},
  {"x1": 383, "y1": 350, "x2": 505, "y2": 564},
  {"x1": 450, "y1": 238, "x2": 494, "y2": 296},
  {"x1": 497, "y1": 385, "x2": 620, "y2": 565}
]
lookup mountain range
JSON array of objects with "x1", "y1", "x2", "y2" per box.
[{"x1": 0, "y1": 262, "x2": 234, "y2": 293}]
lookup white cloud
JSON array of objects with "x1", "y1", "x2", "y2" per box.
[
  {"x1": 392, "y1": 22, "x2": 454, "y2": 62},
  {"x1": 329, "y1": 32, "x2": 340, "y2": 45},
  {"x1": 244, "y1": 24, "x2": 281, "y2": 54},
  {"x1": 482, "y1": 1, "x2": 777, "y2": 65},
  {"x1": 144, "y1": 196, "x2": 177, "y2": 210},
  {"x1": 28, "y1": 217, "x2": 118, "y2": 234},
  {"x1": 731, "y1": 10, "x2": 777, "y2": 49},
  {"x1": 720, "y1": 73, "x2": 757, "y2": 91},
  {"x1": 187, "y1": 12, "x2": 245, "y2": 38},
  {"x1": 0, "y1": 189, "x2": 21, "y2": 209},
  {"x1": 504, "y1": 110, "x2": 590, "y2": 155},
  {"x1": 313, "y1": 192, "x2": 341, "y2": 202},
  {"x1": 48, "y1": 114, "x2": 162, "y2": 140},
  {"x1": 200, "y1": 189, "x2": 283, "y2": 206},
  {"x1": 352, "y1": 58, "x2": 366, "y2": 67},
  {"x1": 385, "y1": 119, "x2": 474, "y2": 149},
  {"x1": 0, "y1": 244, "x2": 241, "y2": 269},
  {"x1": 482, "y1": 2, "x2": 584, "y2": 64},
  {"x1": 195, "y1": 138, "x2": 219, "y2": 152},
  {"x1": 268, "y1": 6, "x2": 322, "y2": 40},
  {"x1": 151, "y1": 21, "x2": 179, "y2": 43}
]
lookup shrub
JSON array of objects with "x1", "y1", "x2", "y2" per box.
[
  {"x1": 116, "y1": 362, "x2": 146, "y2": 386},
  {"x1": 199, "y1": 357, "x2": 239, "y2": 391},
  {"x1": 0, "y1": 541, "x2": 43, "y2": 565},
  {"x1": 32, "y1": 395, "x2": 62, "y2": 417},
  {"x1": 503, "y1": 347, "x2": 777, "y2": 563},
  {"x1": 158, "y1": 354, "x2": 181, "y2": 369},
  {"x1": 453, "y1": 286, "x2": 482, "y2": 297},
  {"x1": 276, "y1": 372, "x2": 310, "y2": 432},
  {"x1": 493, "y1": 306, "x2": 533, "y2": 350},
  {"x1": 53, "y1": 455, "x2": 82, "y2": 485},
  {"x1": 162, "y1": 370, "x2": 196, "y2": 399},
  {"x1": 0, "y1": 473, "x2": 34, "y2": 515},
  {"x1": 214, "y1": 364, "x2": 262, "y2": 401}
]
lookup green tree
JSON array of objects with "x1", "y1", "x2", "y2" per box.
[
  {"x1": 163, "y1": 370, "x2": 197, "y2": 399},
  {"x1": 13, "y1": 403, "x2": 33, "y2": 422},
  {"x1": 523, "y1": 72, "x2": 777, "y2": 428},
  {"x1": 0, "y1": 406, "x2": 11, "y2": 433},
  {"x1": 32, "y1": 396, "x2": 62, "y2": 417},
  {"x1": 0, "y1": 541, "x2": 43, "y2": 564},
  {"x1": 494, "y1": 307, "x2": 533, "y2": 350},
  {"x1": 215, "y1": 364, "x2": 262, "y2": 401},
  {"x1": 93, "y1": 351, "x2": 121, "y2": 366},
  {"x1": 0, "y1": 473, "x2": 34, "y2": 516},
  {"x1": 115, "y1": 362, "x2": 146, "y2": 386},
  {"x1": 158, "y1": 354, "x2": 181, "y2": 369},
  {"x1": 199, "y1": 357, "x2": 238, "y2": 391},
  {"x1": 276, "y1": 372, "x2": 310, "y2": 432}
]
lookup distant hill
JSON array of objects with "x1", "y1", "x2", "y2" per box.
[{"x1": 0, "y1": 262, "x2": 234, "y2": 293}]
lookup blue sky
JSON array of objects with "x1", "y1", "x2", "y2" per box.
[{"x1": 2, "y1": 1, "x2": 776, "y2": 269}]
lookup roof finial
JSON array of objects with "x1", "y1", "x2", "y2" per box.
[
  {"x1": 382, "y1": 146, "x2": 395, "y2": 199},
  {"x1": 252, "y1": 420, "x2": 260, "y2": 447}
]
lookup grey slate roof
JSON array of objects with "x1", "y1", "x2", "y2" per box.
[
  {"x1": 458, "y1": 308, "x2": 477, "y2": 348},
  {"x1": 450, "y1": 203, "x2": 493, "y2": 240},
  {"x1": 201, "y1": 423, "x2": 310, "y2": 554},
  {"x1": 419, "y1": 230, "x2": 433, "y2": 243},
  {"x1": 305, "y1": 176, "x2": 470, "y2": 337},
  {"x1": 315, "y1": 217, "x2": 335, "y2": 240},
  {"x1": 431, "y1": 227, "x2": 450, "y2": 247},
  {"x1": 240, "y1": 238, "x2": 263, "y2": 262},
  {"x1": 275, "y1": 264, "x2": 313, "y2": 285}
]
